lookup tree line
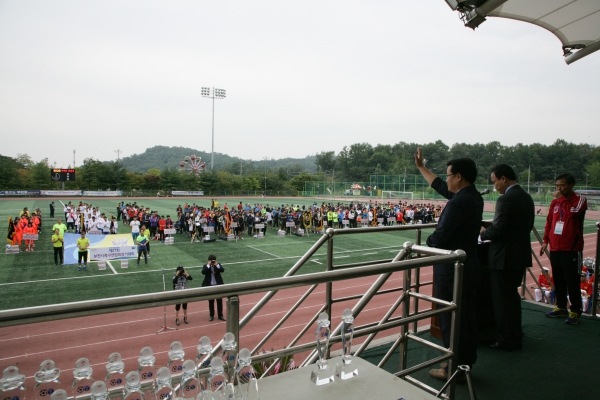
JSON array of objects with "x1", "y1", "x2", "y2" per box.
[
  {"x1": 316, "y1": 139, "x2": 599, "y2": 187},
  {"x1": 1, "y1": 139, "x2": 598, "y2": 193},
  {"x1": 0, "y1": 154, "x2": 318, "y2": 193}
]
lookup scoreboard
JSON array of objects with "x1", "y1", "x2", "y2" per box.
[{"x1": 50, "y1": 168, "x2": 76, "y2": 182}]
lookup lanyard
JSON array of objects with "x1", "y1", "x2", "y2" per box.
[{"x1": 558, "y1": 201, "x2": 565, "y2": 221}]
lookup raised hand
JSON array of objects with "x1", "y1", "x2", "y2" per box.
[{"x1": 414, "y1": 147, "x2": 425, "y2": 168}]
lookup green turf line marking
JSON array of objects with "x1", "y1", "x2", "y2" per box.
[
  {"x1": 248, "y1": 241, "x2": 305, "y2": 247},
  {"x1": 0, "y1": 244, "x2": 405, "y2": 287},
  {"x1": 311, "y1": 260, "x2": 322, "y2": 264},
  {"x1": 106, "y1": 260, "x2": 118, "y2": 274},
  {"x1": 335, "y1": 246, "x2": 351, "y2": 252},
  {"x1": 0, "y1": 250, "x2": 52, "y2": 256},
  {"x1": 246, "y1": 245, "x2": 282, "y2": 259}
]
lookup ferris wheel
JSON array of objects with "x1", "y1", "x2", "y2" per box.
[{"x1": 179, "y1": 154, "x2": 206, "y2": 175}]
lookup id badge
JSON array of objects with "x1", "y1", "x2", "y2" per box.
[{"x1": 554, "y1": 221, "x2": 564, "y2": 235}]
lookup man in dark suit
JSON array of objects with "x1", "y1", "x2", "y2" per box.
[
  {"x1": 415, "y1": 148, "x2": 483, "y2": 381},
  {"x1": 480, "y1": 164, "x2": 534, "y2": 351},
  {"x1": 201, "y1": 254, "x2": 226, "y2": 322}
]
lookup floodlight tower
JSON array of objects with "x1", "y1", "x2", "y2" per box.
[
  {"x1": 264, "y1": 157, "x2": 268, "y2": 194},
  {"x1": 326, "y1": 169, "x2": 335, "y2": 198},
  {"x1": 586, "y1": 173, "x2": 589, "y2": 189},
  {"x1": 201, "y1": 87, "x2": 226, "y2": 171}
]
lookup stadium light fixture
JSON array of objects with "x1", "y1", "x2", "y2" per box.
[
  {"x1": 201, "y1": 87, "x2": 227, "y2": 171},
  {"x1": 586, "y1": 173, "x2": 589, "y2": 189}
]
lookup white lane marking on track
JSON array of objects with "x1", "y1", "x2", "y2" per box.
[
  {"x1": 106, "y1": 260, "x2": 117, "y2": 274},
  {"x1": 5, "y1": 308, "x2": 324, "y2": 366},
  {"x1": 334, "y1": 255, "x2": 350, "y2": 259},
  {"x1": 311, "y1": 260, "x2": 322, "y2": 264},
  {"x1": 363, "y1": 252, "x2": 377, "y2": 255},
  {"x1": 0, "y1": 332, "x2": 171, "y2": 362},
  {"x1": 0, "y1": 279, "x2": 428, "y2": 362},
  {"x1": 247, "y1": 245, "x2": 281, "y2": 259},
  {"x1": 0, "y1": 276, "x2": 408, "y2": 342}
]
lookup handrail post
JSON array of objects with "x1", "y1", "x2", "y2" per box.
[
  {"x1": 592, "y1": 222, "x2": 600, "y2": 317},
  {"x1": 399, "y1": 246, "x2": 412, "y2": 371},
  {"x1": 412, "y1": 228, "x2": 423, "y2": 333},
  {"x1": 325, "y1": 232, "x2": 334, "y2": 357},
  {"x1": 227, "y1": 296, "x2": 240, "y2": 348},
  {"x1": 446, "y1": 251, "x2": 466, "y2": 400}
]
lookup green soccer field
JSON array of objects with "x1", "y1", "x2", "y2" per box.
[{"x1": 0, "y1": 197, "x2": 595, "y2": 311}]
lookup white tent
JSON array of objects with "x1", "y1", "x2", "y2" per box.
[{"x1": 444, "y1": 0, "x2": 600, "y2": 64}]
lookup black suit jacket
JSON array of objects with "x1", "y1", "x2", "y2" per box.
[
  {"x1": 427, "y1": 178, "x2": 483, "y2": 277},
  {"x1": 480, "y1": 184, "x2": 534, "y2": 271},
  {"x1": 201, "y1": 263, "x2": 225, "y2": 286}
]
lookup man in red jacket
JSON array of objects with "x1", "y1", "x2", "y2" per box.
[{"x1": 540, "y1": 173, "x2": 587, "y2": 325}]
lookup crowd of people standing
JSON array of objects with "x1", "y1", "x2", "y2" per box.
[{"x1": 170, "y1": 200, "x2": 444, "y2": 241}]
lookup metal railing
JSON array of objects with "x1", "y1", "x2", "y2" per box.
[
  {"x1": 522, "y1": 225, "x2": 555, "y2": 300},
  {"x1": 0, "y1": 223, "x2": 469, "y2": 399}
]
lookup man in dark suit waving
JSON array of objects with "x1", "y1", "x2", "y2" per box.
[
  {"x1": 480, "y1": 164, "x2": 534, "y2": 351},
  {"x1": 415, "y1": 148, "x2": 483, "y2": 380}
]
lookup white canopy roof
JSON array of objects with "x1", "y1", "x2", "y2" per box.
[{"x1": 445, "y1": 0, "x2": 600, "y2": 64}]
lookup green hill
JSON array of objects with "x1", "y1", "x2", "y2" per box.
[
  {"x1": 120, "y1": 145, "x2": 242, "y2": 173},
  {"x1": 120, "y1": 145, "x2": 316, "y2": 174}
]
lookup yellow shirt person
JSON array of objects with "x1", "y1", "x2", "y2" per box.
[
  {"x1": 51, "y1": 228, "x2": 64, "y2": 266},
  {"x1": 76, "y1": 232, "x2": 90, "y2": 271}
]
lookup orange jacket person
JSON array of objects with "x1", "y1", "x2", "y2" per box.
[
  {"x1": 32, "y1": 214, "x2": 40, "y2": 229},
  {"x1": 23, "y1": 222, "x2": 38, "y2": 252}
]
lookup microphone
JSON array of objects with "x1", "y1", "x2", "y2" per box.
[{"x1": 480, "y1": 189, "x2": 491, "y2": 195}]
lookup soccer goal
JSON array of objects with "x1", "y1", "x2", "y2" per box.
[{"x1": 381, "y1": 191, "x2": 414, "y2": 202}]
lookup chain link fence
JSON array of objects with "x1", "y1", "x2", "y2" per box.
[{"x1": 304, "y1": 175, "x2": 599, "y2": 210}]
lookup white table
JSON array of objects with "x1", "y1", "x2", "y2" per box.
[{"x1": 257, "y1": 356, "x2": 438, "y2": 400}]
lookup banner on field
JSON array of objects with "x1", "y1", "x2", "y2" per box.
[
  {"x1": 90, "y1": 246, "x2": 137, "y2": 261},
  {"x1": 172, "y1": 191, "x2": 204, "y2": 196},
  {"x1": 0, "y1": 190, "x2": 40, "y2": 196},
  {"x1": 84, "y1": 191, "x2": 123, "y2": 196},
  {"x1": 63, "y1": 233, "x2": 135, "y2": 264},
  {"x1": 41, "y1": 190, "x2": 82, "y2": 196}
]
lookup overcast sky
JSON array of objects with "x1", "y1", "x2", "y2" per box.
[{"x1": 1, "y1": 0, "x2": 599, "y2": 168}]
